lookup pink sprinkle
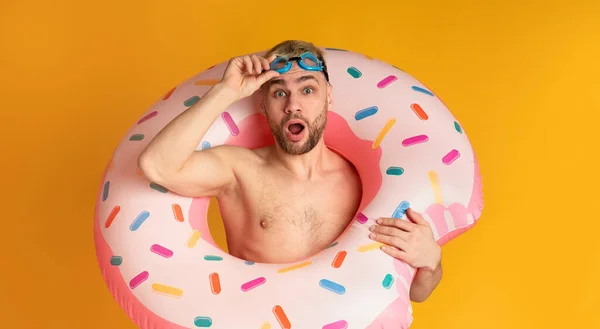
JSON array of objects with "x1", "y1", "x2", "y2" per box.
[
  {"x1": 355, "y1": 212, "x2": 368, "y2": 224},
  {"x1": 137, "y1": 111, "x2": 158, "y2": 124},
  {"x1": 442, "y1": 149, "x2": 460, "y2": 165},
  {"x1": 241, "y1": 277, "x2": 266, "y2": 292},
  {"x1": 221, "y1": 112, "x2": 239, "y2": 136},
  {"x1": 322, "y1": 320, "x2": 348, "y2": 329},
  {"x1": 402, "y1": 135, "x2": 429, "y2": 146},
  {"x1": 150, "y1": 244, "x2": 173, "y2": 258},
  {"x1": 129, "y1": 271, "x2": 149, "y2": 289},
  {"x1": 377, "y1": 75, "x2": 398, "y2": 88}
]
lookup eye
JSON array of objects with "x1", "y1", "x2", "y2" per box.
[
  {"x1": 303, "y1": 87, "x2": 314, "y2": 94},
  {"x1": 274, "y1": 90, "x2": 286, "y2": 98}
]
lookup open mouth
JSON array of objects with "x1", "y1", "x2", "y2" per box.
[{"x1": 286, "y1": 120, "x2": 306, "y2": 135}]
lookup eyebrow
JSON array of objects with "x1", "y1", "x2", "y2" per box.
[{"x1": 268, "y1": 75, "x2": 319, "y2": 87}]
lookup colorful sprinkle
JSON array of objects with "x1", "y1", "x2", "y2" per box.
[
  {"x1": 454, "y1": 121, "x2": 463, "y2": 133},
  {"x1": 137, "y1": 111, "x2": 158, "y2": 124},
  {"x1": 152, "y1": 283, "x2": 183, "y2": 297},
  {"x1": 392, "y1": 201, "x2": 410, "y2": 219},
  {"x1": 260, "y1": 322, "x2": 271, "y2": 329},
  {"x1": 184, "y1": 96, "x2": 201, "y2": 107},
  {"x1": 204, "y1": 255, "x2": 223, "y2": 261},
  {"x1": 129, "y1": 271, "x2": 149, "y2": 289},
  {"x1": 402, "y1": 135, "x2": 428, "y2": 147},
  {"x1": 319, "y1": 279, "x2": 346, "y2": 295},
  {"x1": 193, "y1": 316, "x2": 213, "y2": 328},
  {"x1": 194, "y1": 79, "x2": 220, "y2": 86},
  {"x1": 392, "y1": 65, "x2": 403, "y2": 71},
  {"x1": 136, "y1": 167, "x2": 144, "y2": 176},
  {"x1": 278, "y1": 261, "x2": 312, "y2": 273},
  {"x1": 347, "y1": 67, "x2": 362, "y2": 78},
  {"x1": 364, "y1": 54, "x2": 374, "y2": 60},
  {"x1": 331, "y1": 251, "x2": 347, "y2": 268},
  {"x1": 150, "y1": 244, "x2": 173, "y2": 258},
  {"x1": 326, "y1": 241, "x2": 339, "y2": 249},
  {"x1": 410, "y1": 103, "x2": 429, "y2": 120},
  {"x1": 149, "y1": 182, "x2": 168, "y2": 193},
  {"x1": 325, "y1": 48, "x2": 347, "y2": 51},
  {"x1": 209, "y1": 272, "x2": 221, "y2": 295},
  {"x1": 372, "y1": 118, "x2": 396, "y2": 149},
  {"x1": 323, "y1": 320, "x2": 349, "y2": 329},
  {"x1": 377, "y1": 75, "x2": 397, "y2": 88},
  {"x1": 129, "y1": 134, "x2": 144, "y2": 141},
  {"x1": 355, "y1": 106, "x2": 378, "y2": 120},
  {"x1": 355, "y1": 212, "x2": 368, "y2": 224},
  {"x1": 105, "y1": 205, "x2": 120, "y2": 228},
  {"x1": 386, "y1": 167, "x2": 404, "y2": 176},
  {"x1": 201, "y1": 141, "x2": 211, "y2": 149},
  {"x1": 102, "y1": 181, "x2": 110, "y2": 201},
  {"x1": 241, "y1": 277, "x2": 266, "y2": 292},
  {"x1": 162, "y1": 87, "x2": 176, "y2": 100},
  {"x1": 186, "y1": 230, "x2": 201, "y2": 248},
  {"x1": 172, "y1": 203, "x2": 184, "y2": 222},
  {"x1": 130, "y1": 211, "x2": 150, "y2": 231},
  {"x1": 273, "y1": 305, "x2": 291, "y2": 329},
  {"x1": 412, "y1": 86, "x2": 434, "y2": 96},
  {"x1": 443, "y1": 149, "x2": 461, "y2": 165},
  {"x1": 358, "y1": 242, "x2": 384, "y2": 252},
  {"x1": 429, "y1": 171, "x2": 443, "y2": 204},
  {"x1": 221, "y1": 112, "x2": 239, "y2": 136},
  {"x1": 110, "y1": 256, "x2": 122, "y2": 266},
  {"x1": 382, "y1": 274, "x2": 394, "y2": 289},
  {"x1": 245, "y1": 261, "x2": 255, "y2": 265}
]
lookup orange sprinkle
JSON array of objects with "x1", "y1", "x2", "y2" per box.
[
  {"x1": 209, "y1": 272, "x2": 221, "y2": 295},
  {"x1": 411, "y1": 103, "x2": 429, "y2": 120},
  {"x1": 172, "y1": 204, "x2": 184, "y2": 222},
  {"x1": 136, "y1": 167, "x2": 144, "y2": 176},
  {"x1": 105, "y1": 206, "x2": 120, "y2": 228},
  {"x1": 273, "y1": 305, "x2": 291, "y2": 329},
  {"x1": 331, "y1": 250, "x2": 347, "y2": 268},
  {"x1": 194, "y1": 79, "x2": 220, "y2": 86},
  {"x1": 162, "y1": 86, "x2": 176, "y2": 100}
]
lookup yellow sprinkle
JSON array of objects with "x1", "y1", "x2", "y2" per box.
[
  {"x1": 358, "y1": 242, "x2": 384, "y2": 252},
  {"x1": 186, "y1": 230, "x2": 201, "y2": 248},
  {"x1": 194, "y1": 79, "x2": 220, "y2": 86},
  {"x1": 428, "y1": 170, "x2": 443, "y2": 204},
  {"x1": 151, "y1": 283, "x2": 183, "y2": 297},
  {"x1": 364, "y1": 54, "x2": 374, "y2": 60},
  {"x1": 260, "y1": 322, "x2": 271, "y2": 329},
  {"x1": 372, "y1": 118, "x2": 396, "y2": 149},
  {"x1": 277, "y1": 261, "x2": 312, "y2": 273}
]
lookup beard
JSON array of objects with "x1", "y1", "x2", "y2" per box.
[{"x1": 267, "y1": 105, "x2": 328, "y2": 155}]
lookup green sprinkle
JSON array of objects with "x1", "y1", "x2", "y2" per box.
[
  {"x1": 129, "y1": 134, "x2": 144, "y2": 141},
  {"x1": 454, "y1": 121, "x2": 462, "y2": 133},
  {"x1": 326, "y1": 241, "x2": 339, "y2": 249},
  {"x1": 110, "y1": 256, "x2": 123, "y2": 266},
  {"x1": 347, "y1": 67, "x2": 362, "y2": 78},
  {"x1": 204, "y1": 255, "x2": 223, "y2": 261},
  {"x1": 382, "y1": 273, "x2": 394, "y2": 289},
  {"x1": 386, "y1": 167, "x2": 404, "y2": 176},
  {"x1": 149, "y1": 182, "x2": 168, "y2": 193},
  {"x1": 194, "y1": 316, "x2": 212, "y2": 327},
  {"x1": 184, "y1": 96, "x2": 201, "y2": 107}
]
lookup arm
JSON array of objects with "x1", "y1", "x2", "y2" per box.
[{"x1": 409, "y1": 259, "x2": 443, "y2": 303}]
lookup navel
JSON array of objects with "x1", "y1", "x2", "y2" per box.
[{"x1": 260, "y1": 219, "x2": 269, "y2": 229}]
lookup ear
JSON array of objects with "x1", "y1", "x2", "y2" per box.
[{"x1": 326, "y1": 83, "x2": 333, "y2": 111}]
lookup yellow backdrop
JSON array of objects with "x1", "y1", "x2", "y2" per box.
[{"x1": 1, "y1": 0, "x2": 599, "y2": 328}]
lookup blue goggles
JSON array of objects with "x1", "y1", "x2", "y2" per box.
[{"x1": 270, "y1": 52, "x2": 329, "y2": 82}]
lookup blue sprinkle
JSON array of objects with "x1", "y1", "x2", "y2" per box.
[
  {"x1": 245, "y1": 261, "x2": 255, "y2": 265},
  {"x1": 184, "y1": 96, "x2": 201, "y2": 107},
  {"x1": 324, "y1": 47, "x2": 348, "y2": 51},
  {"x1": 102, "y1": 181, "x2": 110, "y2": 201},
  {"x1": 392, "y1": 201, "x2": 410, "y2": 219},
  {"x1": 355, "y1": 106, "x2": 378, "y2": 121},
  {"x1": 201, "y1": 141, "x2": 211, "y2": 149},
  {"x1": 130, "y1": 211, "x2": 150, "y2": 231},
  {"x1": 386, "y1": 167, "x2": 404, "y2": 176},
  {"x1": 411, "y1": 86, "x2": 434, "y2": 96},
  {"x1": 382, "y1": 273, "x2": 394, "y2": 289},
  {"x1": 319, "y1": 279, "x2": 346, "y2": 294}
]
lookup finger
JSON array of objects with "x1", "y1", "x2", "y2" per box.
[
  {"x1": 255, "y1": 69, "x2": 280, "y2": 86},
  {"x1": 380, "y1": 245, "x2": 409, "y2": 261},
  {"x1": 406, "y1": 208, "x2": 428, "y2": 225},
  {"x1": 242, "y1": 56, "x2": 253, "y2": 75},
  {"x1": 377, "y1": 217, "x2": 414, "y2": 232},
  {"x1": 250, "y1": 55, "x2": 262, "y2": 74},
  {"x1": 369, "y1": 231, "x2": 410, "y2": 251},
  {"x1": 259, "y1": 56, "x2": 270, "y2": 71},
  {"x1": 267, "y1": 53, "x2": 278, "y2": 63},
  {"x1": 370, "y1": 225, "x2": 410, "y2": 241}
]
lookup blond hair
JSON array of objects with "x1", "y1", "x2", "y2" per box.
[{"x1": 265, "y1": 40, "x2": 329, "y2": 82}]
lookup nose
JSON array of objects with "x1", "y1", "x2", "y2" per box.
[{"x1": 284, "y1": 92, "x2": 302, "y2": 114}]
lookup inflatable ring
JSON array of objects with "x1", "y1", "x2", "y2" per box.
[{"x1": 94, "y1": 48, "x2": 483, "y2": 329}]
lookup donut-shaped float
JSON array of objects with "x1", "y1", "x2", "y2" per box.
[{"x1": 94, "y1": 48, "x2": 483, "y2": 329}]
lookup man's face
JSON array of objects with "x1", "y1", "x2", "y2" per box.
[{"x1": 262, "y1": 61, "x2": 332, "y2": 155}]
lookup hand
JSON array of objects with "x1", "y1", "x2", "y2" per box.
[
  {"x1": 369, "y1": 208, "x2": 441, "y2": 271},
  {"x1": 220, "y1": 54, "x2": 281, "y2": 100}
]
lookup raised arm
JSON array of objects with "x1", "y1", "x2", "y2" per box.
[{"x1": 138, "y1": 54, "x2": 280, "y2": 198}]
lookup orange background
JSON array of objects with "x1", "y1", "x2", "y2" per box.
[{"x1": 1, "y1": 0, "x2": 599, "y2": 328}]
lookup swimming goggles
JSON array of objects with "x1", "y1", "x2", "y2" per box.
[{"x1": 270, "y1": 52, "x2": 329, "y2": 82}]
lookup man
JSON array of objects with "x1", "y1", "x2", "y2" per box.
[{"x1": 138, "y1": 40, "x2": 443, "y2": 302}]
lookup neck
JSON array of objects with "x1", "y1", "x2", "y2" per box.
[{"x1": 271, "y1": 139, "x2": 329, "y2": 180}]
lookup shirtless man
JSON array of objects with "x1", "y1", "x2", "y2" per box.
[{"x1": 138, "y1": 40, "x2": 443, "y2": 302}]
